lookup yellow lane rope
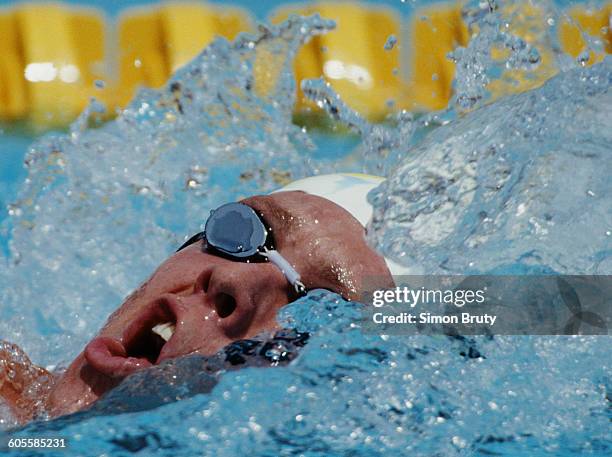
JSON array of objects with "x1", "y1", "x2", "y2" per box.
[{"x1": 0, "y1": 1, "x2": 610, "y2": 129}]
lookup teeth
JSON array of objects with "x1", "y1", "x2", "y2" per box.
[{"x1": 151, "y1": 321, "x2": 175, "y2": 342}]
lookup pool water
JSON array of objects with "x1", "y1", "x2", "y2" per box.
[{"x1": 0, "y1": 2, "x2": 610, "y2": 456}]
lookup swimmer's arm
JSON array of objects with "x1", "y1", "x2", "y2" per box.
[{"x1": 0, "y1": 341, "x2": 54, "y2": 424}]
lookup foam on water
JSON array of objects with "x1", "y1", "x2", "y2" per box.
[
  {"x1": 368, "y1": 60, "x2": 612, "y2": 275},
  {"x1": 1, "y1": 2, "x2": 611, "y2": 455}
]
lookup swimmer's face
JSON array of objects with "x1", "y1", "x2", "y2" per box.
[{"x1": 46, "y1": 191, "x2": 392, "y2": 415}]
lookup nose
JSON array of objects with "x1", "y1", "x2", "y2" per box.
[{"x1": 202, "y1": 261, "x2": 294, "y2": 338}]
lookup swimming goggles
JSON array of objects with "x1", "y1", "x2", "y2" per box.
[{"x1": 177, "y1": 202, "x2": 306, "y2": 295}]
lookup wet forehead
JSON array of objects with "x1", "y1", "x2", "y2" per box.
[
  {"x1": 243, "y1": 191, "x2": 363, "y2": 239},
  {"x1": 242, "y1": 192, "x2": 369, "y2": 296}
]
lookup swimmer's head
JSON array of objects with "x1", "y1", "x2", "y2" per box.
[
  {"x1": 274, "y1": 173, "x2": 409, "y2": 276},
  {"x1": 46, "y1": 178, "x2": 394, "y2": 416},
  {"x1": 273, "y1": 173, "x2": 383, "y2": 226}
]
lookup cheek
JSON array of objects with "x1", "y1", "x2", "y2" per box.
[
  {"x1": 98, "y1": 294, "x2": 148, "y2": 337},
  {"x1": 143, "y1": 251, "x2": 205, "y2": 294},
  {"x1": 97, "y1": 261, "x2": 190, "y2": 336}
]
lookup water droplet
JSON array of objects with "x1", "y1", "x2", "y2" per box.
[
  {"x1": 577, "y1": 51, "x2": 590, "y2": 66},
  {"x1": 384, "y1": 34, "x2": 398, "y2": 51},
  {"x1": 452, "y1": 436, "x2": 467, "y2": 448}
]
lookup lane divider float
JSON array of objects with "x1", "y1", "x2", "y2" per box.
[{"x1": 0, "y1": 1, "x2": 610, "y2": 129}]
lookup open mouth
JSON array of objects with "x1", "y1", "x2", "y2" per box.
[{"x1": 84, "y1": 300, "x2": 179, "y2": 379}]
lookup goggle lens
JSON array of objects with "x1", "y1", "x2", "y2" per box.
[
  {"x1": 204, "y1": 203, "x2": 267, "y2": 258},
  {"x1": 176, "y1": 201, "x2": 305, "y2": 295}
]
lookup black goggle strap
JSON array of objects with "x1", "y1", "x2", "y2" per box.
[
  {"x1": 176, "y1": 231, "x2": 205, "y2": 252},
  {"x1": 176, "y1": 205, "x2": 306, "y2": 296},
  {"x1": 259, "y1": 247, "x2": 306, "y2": 296}
]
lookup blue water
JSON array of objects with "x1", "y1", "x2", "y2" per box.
[
  {"x1": 0, "y1": 2, "x2": 611, "y2": 456},
  {"x1": 0, "y1": 135, "x2": 30, "y2": 246}
]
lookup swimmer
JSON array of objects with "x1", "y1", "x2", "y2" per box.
[{"x1": 0, "y1": 174, "x2": 397, "y2": 423}]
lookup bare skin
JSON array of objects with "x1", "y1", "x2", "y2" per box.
[
  {"x1": 0, "y1": 191, "x2": 393, "y2": 423},
  {"x1": 0, "y1": 342, "x2": 54, "y2": 424}
]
